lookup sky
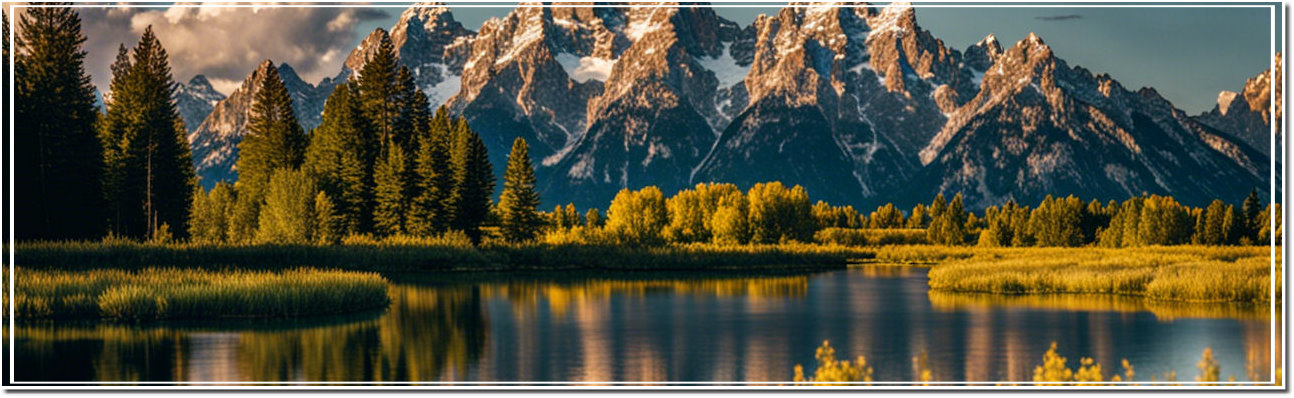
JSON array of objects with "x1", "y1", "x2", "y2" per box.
[{"x1": 12, "y1": 2, "x2": 1282, "y2": 114}]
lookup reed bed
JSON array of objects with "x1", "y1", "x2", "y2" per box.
[
  {"x1": 873, "y1": 245, "x2": 980, "y2": 264},
  {"x1": 14, "y1": 239, "x2": 874, "y2": 272},
  {"x1": 815, "y1": 228, "x2": 929, "y2": 246},
  {"x1": 925, "y1": 246, "x2": 1277, "y2": 303},
  {"x1": 13, "y1": 268, "x2": 390, "y2": 320}
]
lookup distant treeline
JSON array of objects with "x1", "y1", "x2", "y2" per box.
[{"x1": 541, "y1": 183, "x2": 1281, "y2": 248}]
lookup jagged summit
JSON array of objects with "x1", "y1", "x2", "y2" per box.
[
  {"x1": 186, "y1": 75, "x2": 215, "y2": 90},
  {"x1": 187, "y1": 59, "x2": 339, "y2": 188},
  {"x1": 1197, "y1": 52, "x2": 1282, "y2": 157},
  {"x1": 176, "y1": 74, "x2": 227, "y2": 133},
  {"x1": 177, "y1": 3, "x2": 1271, "y2": 210},
  {"x1": 911, "y1": 32, "x2": 1267, "y2": 209}
]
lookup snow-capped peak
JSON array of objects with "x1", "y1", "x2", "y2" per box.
[
  {"x1": 1216, "y1": 90, "x2": 1241, "y2": 116},
  {"x1": 980, "y1": 33, "x2": 998, "y2": 46}
]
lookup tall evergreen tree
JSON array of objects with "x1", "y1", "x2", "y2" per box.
[
  {"x1": 373, "y1": 145, "x2": 410, "y2": 236},
  {"x1": 238, "y1": 61, "x2": 307, "y2": 196},
  {"x1": 394, "y1": 65, "x2": 430, "y2": 154},
  {"x1": 1242, "y1": 188, "x2": 1263, "y2": 242},
  {"x1": 927, "y1": 193, "x2": 968, "y2": 245},
  {"x1": 407, "y1": 107, "x2": 455, "y2": 236},
  {"x1": 15, "y1": 6, "x2": 105, "y2": 240},
  {"x1": 357, "y1": 29, "x2": 400, "y2": 154},
  {"x1": 449, "y1": 118, "x2": 495, "y2": 243},
  {"x1": 3, "y1": 14, "x2": 10, "y2": 239},
  {"x1": 304, "y1": 82, "x2": 374, "y2": 235},
  {"x1": 99, "y1": 26, "x2": 196, "y2": 239},
  {"x1": 230, "y1": 61, "x2": 307, "y2": 242},
  {"x1": 499, "y1": 138, "x2": 542, "y2": 242}
]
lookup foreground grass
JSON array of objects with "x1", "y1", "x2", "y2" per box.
[
  {"x1": 14, "y1": 238, "x2": 876, "y2": 272},
  {"x1": 922, "y1": 246, "x2": 1278, "y2": 303},
  {"x1": 12, "y1": 268, "x2": 390, "y2": 320}
]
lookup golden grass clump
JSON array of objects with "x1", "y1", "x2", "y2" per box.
[
  {"x1": 15, "y1": 268, "x2": 389, "y2": 320},
  {"x1": 925, "y1": 246, "x2": 1276, "y2": 303}
]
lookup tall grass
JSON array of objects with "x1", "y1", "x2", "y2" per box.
[
  {"x1": 925, "y1": 246, "x2": 1277, "y2": 303},
  {"x1": 815, "y1": 228, "x2": 928, "y2": 246},
  {"x1": 14, "y1": 268, "x2": 390, "y2": 320},
  {"x1": 15, "y1": 239, "x2": 876, "y2": 272}
]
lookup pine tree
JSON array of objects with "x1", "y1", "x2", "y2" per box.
[
  {"x1": 1222, "y1": 204, "x2": 1244, "y2": 246},
  {"x1": 357, "y1": 29, "x2": 400, "y2": 155},
  {"x1": 229, "y1": 62, "x2": 306, "y2": 242},
  {"x1": 2, "y1": 14, "x2": 10, "y2": 237},
  {"x1": 373, "y1": 145, "x2": 410, "y2": 236},
  {"x1": 1200, "y1": 199, "x2": 1229, "y2": 246},
  {"x1": 394, "y1": 65, "x2": 431, "y2": 154},
  {"x1": 927, "y1": 193, "x2": 968, "y2": 245},
  {"x1": 1242, "y1": 188, "x2": 1262, "y2": 243},
  {"x1": 449, "y1": 118, "x2": 495, "y2": 243},
  {"x1": 499, "y1": 138, "x2": 542, "y2": 242},
  {"x1": 304, "y1": 82, "x2": 374, "y2": 235},
  {"x1": 237, "y1": 61, "x2": 307, "y2": 199},
  {"x1": 15, "y1": 6, "x2": 105, "y2": 240},
  {"x1": 406, "y1": 107, "x2": 455, "y2": 236},
  {"x1": 99, "y1": 26, "x2": 196, "y2": 240}
]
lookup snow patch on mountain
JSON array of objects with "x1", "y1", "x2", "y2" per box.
[
  {"x1": 698, "y1": 43, "x2": 747, "y2": 88},
  {"x1": 555, "y1": 52, "x2": 617, "y2": 83},
  {"x1": 424, "y1": 68, "x2": 461, "y2": 106}
]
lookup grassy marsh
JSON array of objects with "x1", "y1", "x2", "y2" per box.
[
  {"x1": 12, "y1": 267, "x2": 390, "y2": 320},
  {"x1": 14, "y1": 239, "x2": 875, "y2": 272},
  {"x1": 923, "y1": 246, "x2": 1278, "y2": 303}
]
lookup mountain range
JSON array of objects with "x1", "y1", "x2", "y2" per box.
[{"x1": 177, "y1": 2, "x2": 1280, "y2": 210}]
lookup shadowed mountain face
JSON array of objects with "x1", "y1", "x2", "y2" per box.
[
  {"x1": 186, "y1": 61, "x2": 341, "y2": 189},
  {"x1": 911, "y1": 34, "x2": 1269, "y2": 209},
  {"x1": 175, "y1": 75, "x2": 226, "y2": 133},
  {"x1": 181, "y1": 2, "x2": 1273, "y2": 209}
]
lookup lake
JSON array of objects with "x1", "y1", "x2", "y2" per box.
[{"x1": 10, "y1": 266, "x2": 1279, "y2": 385}]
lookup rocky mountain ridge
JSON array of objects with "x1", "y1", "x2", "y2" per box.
[
  {"x1": 174, "y1": 75, "x2": 226, "y2": 133},
  {"x1": 181, "y1": 2, "x2": 1276, "y2": 209}
]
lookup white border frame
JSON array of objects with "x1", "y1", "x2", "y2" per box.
[{"x1": 2, "y1": 0, "x2": 1287, "y2": 390}]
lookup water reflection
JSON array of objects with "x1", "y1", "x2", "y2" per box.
[{"x1": 11, "y1": 267, "x2": 1281, "y2": 384}]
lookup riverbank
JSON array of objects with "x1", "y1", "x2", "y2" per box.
[
  {"x1": 14, "y1": 239, "x2": 875, "y2": 272},
  {"x1": 12, "y1": 267, "x2": 390, "y2": 320},
  {"x1": 922, "y1": 245, "x2": 1278, "y2": 303}
]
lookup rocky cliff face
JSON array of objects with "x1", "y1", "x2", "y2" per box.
[
  {"x1": 913, "y1": 34, "x2": 1268, "y2": 208},
  {"x1": 1197, "y1": 53, "x2": 1282, "y2": 157},
  {"x1": 345, "y1": 3, "x2": 474, "y2": 106},
  {"x1": 175, "y1": 75, "x2": 226, "y2": 133},
  {"x1": 188, "y1": 60, "x2": 337, "y2": 189},
  {"x1": 540, "y1": 6, "x2": 748, "y2": 206},
  {"x1": 184, "y1": 2, "x2": 1274, "y2": 210},
  {"x1": 692, "y1": 3, "x2": 976, "y2": 207}
]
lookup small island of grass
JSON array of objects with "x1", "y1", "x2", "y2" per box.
[{"x1": 12, "y1": 268, "x2": 390, "y2": 321}]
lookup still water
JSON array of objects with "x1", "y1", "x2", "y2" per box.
[{"x1": 11, "y1": 266, "x2": 1279, "y2": 384}]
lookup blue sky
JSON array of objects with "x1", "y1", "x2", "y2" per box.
[{"x1": 63, "y1": 3, "x2": 1282, "y2": 114}]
